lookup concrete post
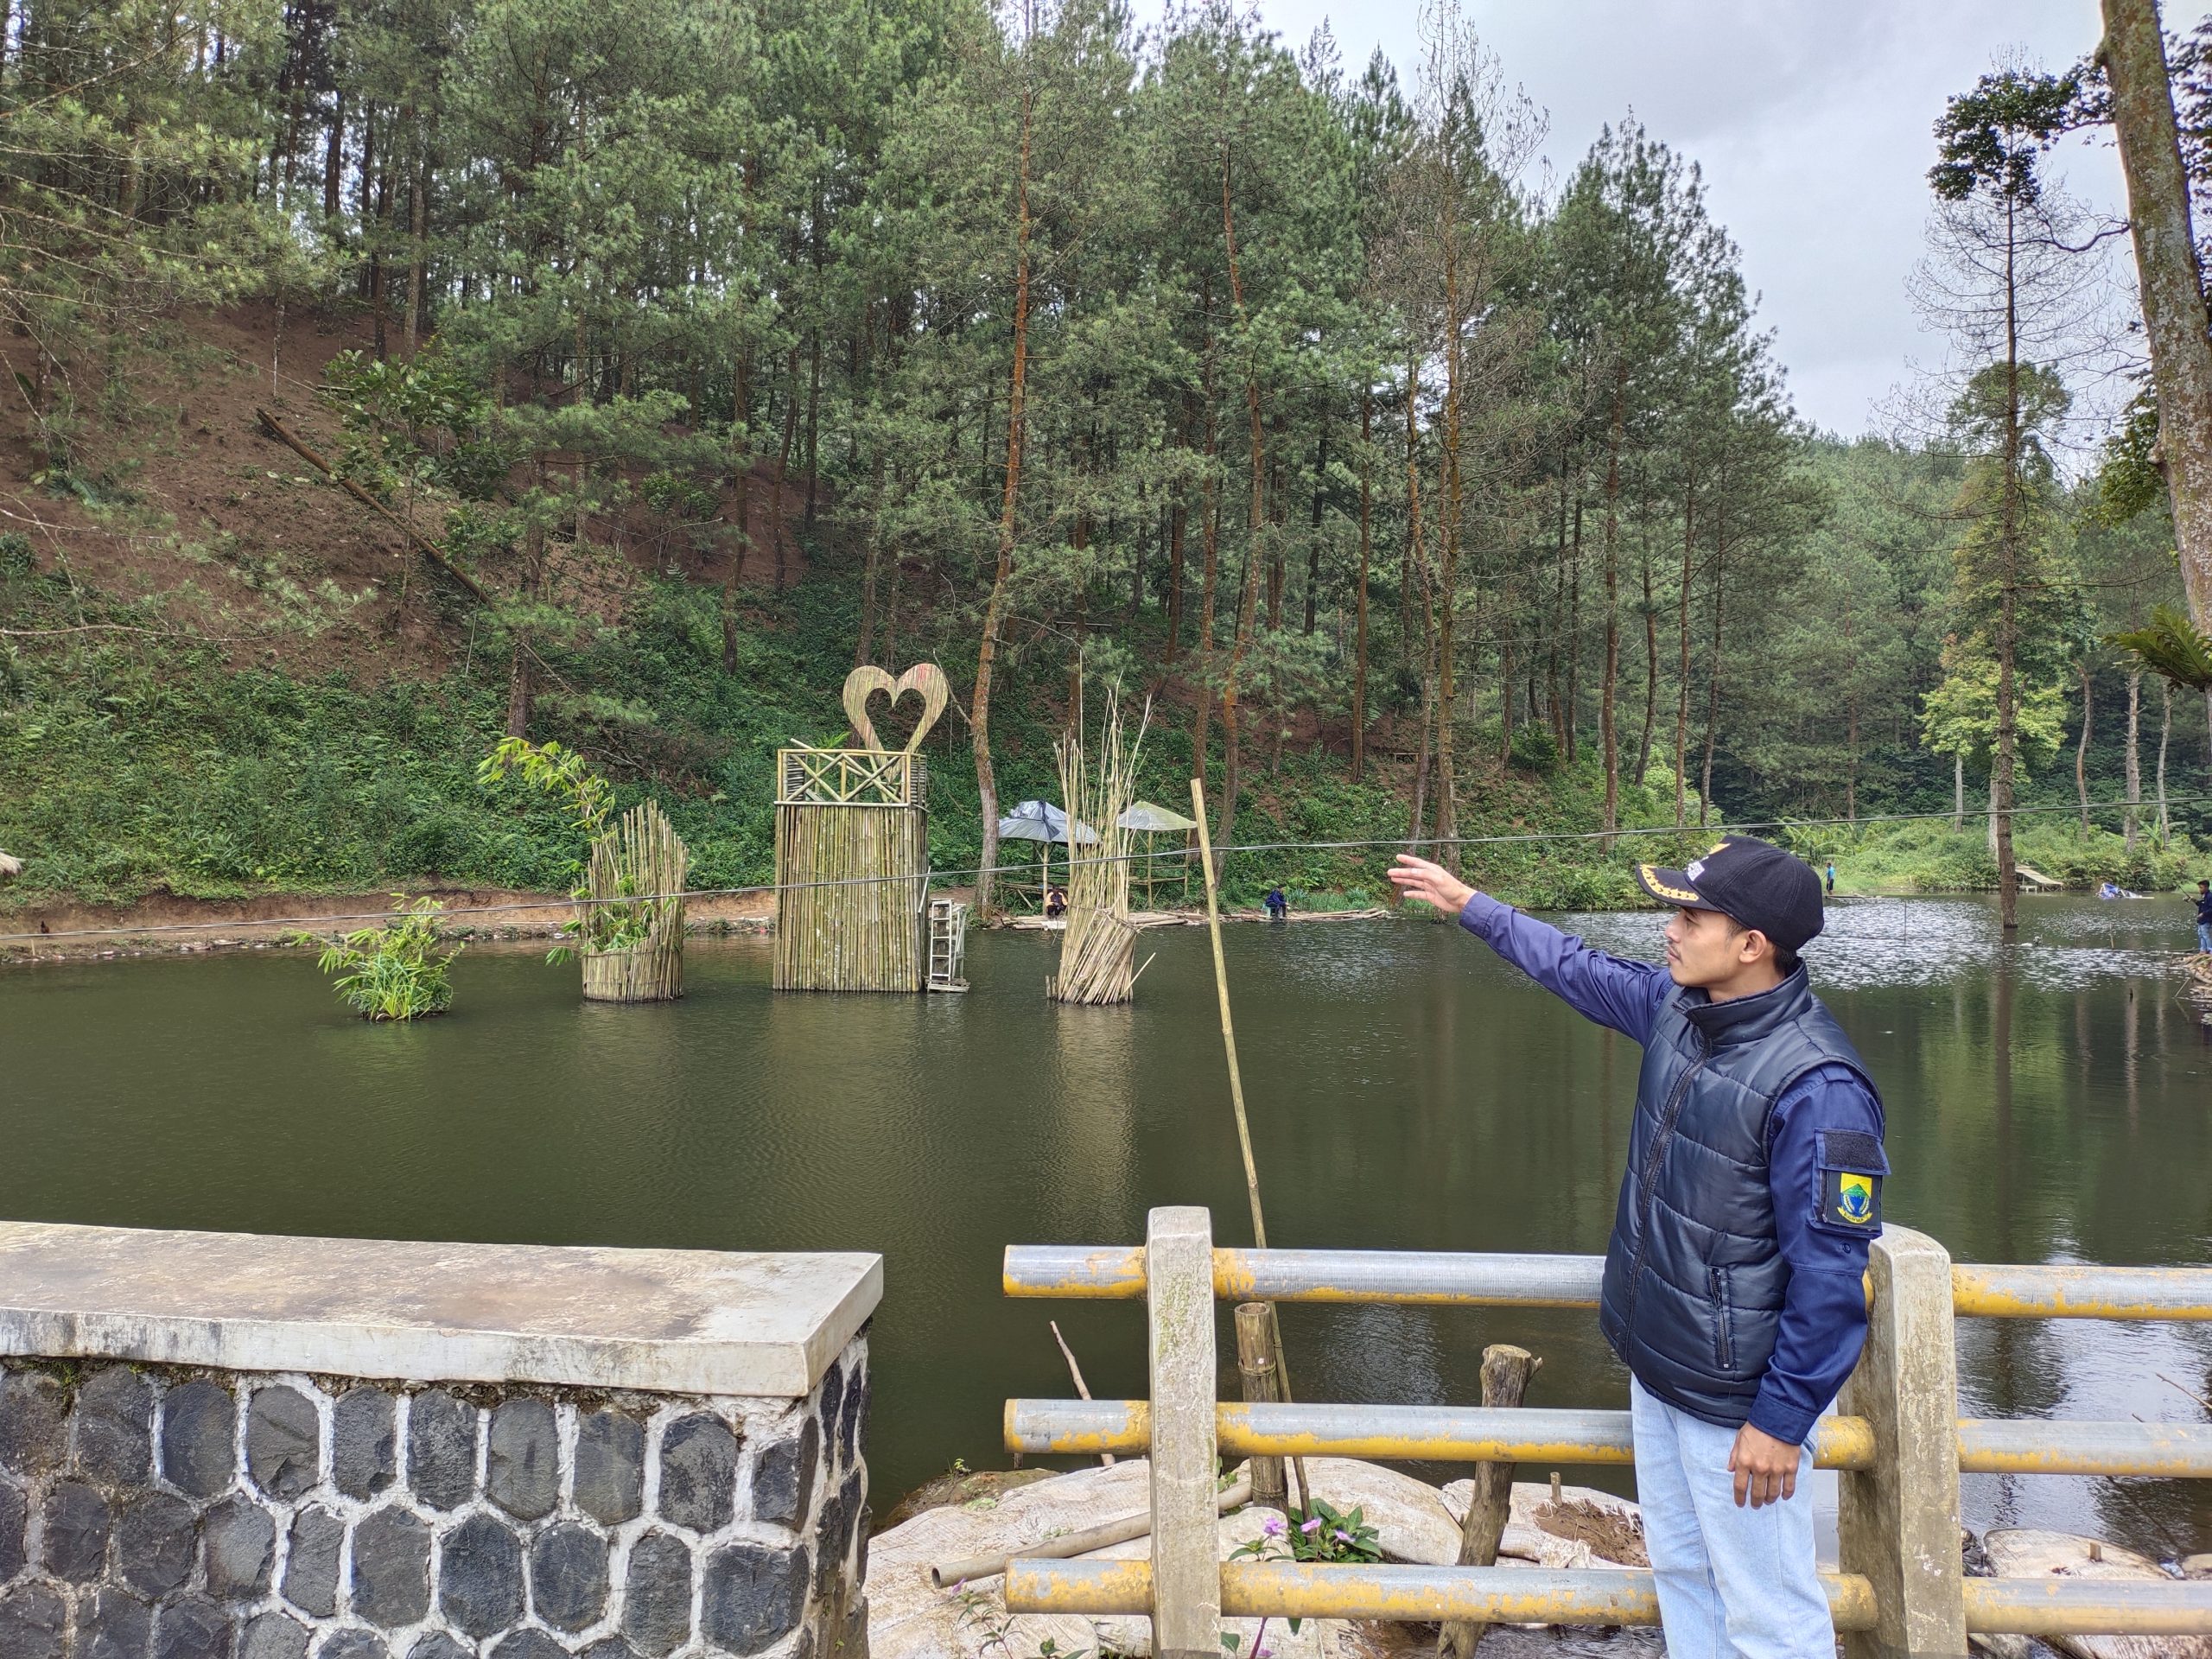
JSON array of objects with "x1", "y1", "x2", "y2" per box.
[
  {"x1": 1837, "y1": 1226, "x2": 1968, "y2": 1659},
  {"x1": 1148, "y1": 1206, "x2": 1222, "y2": 1659}
]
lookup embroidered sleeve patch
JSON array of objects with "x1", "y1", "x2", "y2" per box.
[{"x1": 1812, "y1": 1126, "x2": 1888, "y2": 1237}]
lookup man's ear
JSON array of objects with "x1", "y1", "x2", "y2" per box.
[{"x1": 1739, "y1": 928, "x2": 1772, "y2": 965}]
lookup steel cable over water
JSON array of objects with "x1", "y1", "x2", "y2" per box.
[{"x1": 16, "y1": 794, "x2": 2212, "y2": 944}]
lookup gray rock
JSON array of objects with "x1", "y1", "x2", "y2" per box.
[
  {"x1": 483, "y1": 1401, "x2": 557, "y2": 1523},
  {"x1": 0, "y1": 1582, "x2": 64, "y2": 1659},
  {"x1": 749, "y1": 1418, "x2": 817, "y2": 1530},
  {"x1": 656, "y1": 1414, "x2": 736, "y2": 1534},
  {"x1": 486, "y1": 1632, "x2": 564, "y2": 1659},
  {"x1": 152, "y1": 1599, "x2": 230, "y2": 1659},
  {"x1": 572, "y1": 1413, "x2": 643, "y2": 1527},
  {"x1": 701, "y1": 1542, "x2": 806, "y2": 1656},
  {"x1": 815, "y1": 1364, "x2": 842, "y2": 1463},
  {"x1": 282, "y1": 1509, "x2": 344, "y2": 1619},
  {"x1": 315, "y1": 1632, "x2": 386, "y2": 1659},
  {"x1": 438, "y1": 1512, "x2": 523, "y2": 1638},
  {"x1": 160, "y1": 1382, "x2": 238, "y2": 1499},
  {"x1": 405, "y1": 1393, "x2": 476, "y2": 1512},
  {"x1": 619, "y1": 1531, "x2": 693, "y2": 1659},
  {"x1": 528, "y1": 1523, "x2": 608, "y2": 1634},
  {"x1": 118, "y1": 1492, "x2": 198, "y2": 1597},
  {"x1": 836, "y1": 1370, "x2": 867, "y2": 1466},
  {"x1": 810, "y1": 1476, "x2": 855, "y2": 1603},
  {"x1": 331, "y1": 1390, "x2": 397, "y2": 1502},
  {"x1": 350, "y1": 1508, "x2": 431, "y2": 1630},
  {"x1": 0, "y1": 1371, "x2": 67, "y2": 1477},
  {"x1": 237, "y1": 1613, "x2": 309, "y2": 1659},
  {"x1": 245, "y1": 1388, "x2": 321, "y2": 1501},
  {"x1": 81, "y1": 1587, "x2": 153, "y2": 1659},
  {"x1": 76, "y1": 1369, "x2": 156, "y2": 1486},
  {"x1": 0, "y1": 1484, "x2": 23, "y2": 1582},
  {"x1": 202, "y1": 1496, "x2": 276, "y2": 1598},
  {"x1": 42, "y1": 1480, "x2": 112, "y2": 1581},
  {"x1": 576, "y1": 1640, "x2": 638, "y2": 1659},
  {"x1": 402, "y1": 1637, "x2": 469, "y2": 1659}
]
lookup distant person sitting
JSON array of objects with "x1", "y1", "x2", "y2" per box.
[
  {"x1": 2196, "y1": 880, "x2": 2212, "y2": 953},
  {"x1": 1265, "y1": 885, "x2": 1288, "y2": 921},
  {"x1": 1044, "y1": 883, "x2": 1069, "y2": 919},
  {"x1": 2100, "y1": 880, "x2": 2122, "y2": 901}
]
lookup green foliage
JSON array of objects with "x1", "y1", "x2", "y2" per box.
[
  {"x1": 2107, "y1": 604, "x2": 2212, "y2": 694},
  {"x1": 1508, "y1": 723, "x2": 1560, "y2": 775},
  {"x1": 0, "y1": 535, "x2": 34, "y2": 578},
  {"x1": 478, "y1": 739, "x2": 615, "y2": 843},
  {"x1": 316, "y1": 895, "x2": 461, "y2": 1020}
]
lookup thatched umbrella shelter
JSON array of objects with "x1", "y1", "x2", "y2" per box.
[{"x1": 1117, "y1": 800, "x2": 1198, "y2": 910}]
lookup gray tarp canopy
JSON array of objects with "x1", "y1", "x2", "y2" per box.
[
  {"x1": 996, "y1": 799, "x2": 1100, "y2": 845},
  {"x1": 1118, "y1": 800, "x2": 1198, "y2": 833}
]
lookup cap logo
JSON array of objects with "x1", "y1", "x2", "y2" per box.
[{"x1": 1686, "y1": 860, "x2": 1706, "y2": 881}]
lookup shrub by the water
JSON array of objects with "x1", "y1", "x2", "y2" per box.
[{"x1": 317, "y1": 895, "x2": 461, "y2": 1020}]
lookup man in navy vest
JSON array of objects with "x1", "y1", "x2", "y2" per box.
[{"x1": 1389, "y1": 836, "x2": 1886, "y2": 1659}]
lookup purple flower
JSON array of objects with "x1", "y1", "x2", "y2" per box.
[
  {"x1": 1261, "y1": 1515, "x2": 1287, "y2": 1538},
  {"x1": 1300, "y1": 1516, "x2": 1323, "y2": 1535},
  {"x1": 1333, "y1": 1529, "x2": 1352, "y2": 1544}
]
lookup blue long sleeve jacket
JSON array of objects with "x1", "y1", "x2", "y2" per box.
[{"x1": 1458, "y1": 891, "x2": 1880, "y2": 1446}]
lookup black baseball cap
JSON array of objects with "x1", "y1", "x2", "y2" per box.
[{"x1": 1634, "y1": 835, "x2": 1825, "y2": 953}]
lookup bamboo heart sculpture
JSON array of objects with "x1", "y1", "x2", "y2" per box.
[{"x1": 842, "y1": 663, "x2": 950, "y2": 754}]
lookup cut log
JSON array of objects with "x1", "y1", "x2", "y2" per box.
[{"x1": 1982, "y1": 1529, "x2": 2212, "y2": 1659}]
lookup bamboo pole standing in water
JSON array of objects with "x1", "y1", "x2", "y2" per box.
[{"x1": 1190, "y1": 775, "x2": 1308, "y2": 1511}]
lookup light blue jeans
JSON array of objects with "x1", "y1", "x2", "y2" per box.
[
  {"x1": 1630, "y1": 1377, "x2": 1834, "y2": 1658},
  {"x1": 2198, "y1": 920, "x2": 2211, "y2": 952}
]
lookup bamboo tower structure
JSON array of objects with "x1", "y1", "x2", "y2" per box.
[
  {"x1": 773, "y1": 664, "x2": 945, "y2": 992},
  {"x1": 579, "y1": 801, "x2": 688, "y2": 1001},
  {"x1": 1046, "y1": 697, "x2": 1144, "y2": 1005}
]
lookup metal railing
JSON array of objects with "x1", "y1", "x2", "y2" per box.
[{"x1": 999, "y1": 1209, "x2": 2212, "y2": 1659}]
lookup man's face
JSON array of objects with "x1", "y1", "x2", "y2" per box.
[{"x1": 1663, "y1": 905, "x2": 1757, "y2": 988}]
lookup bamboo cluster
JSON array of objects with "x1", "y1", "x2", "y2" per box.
[
  {"x1": 773, "y1": 755, "x2": 930, "y2": 991},
  {"x1": 580, "y1": 802, "x2": 688, "y2": 1002},
  {"x1": 1047, "y1": 701, "x2": 1141, "y2": 1005}
]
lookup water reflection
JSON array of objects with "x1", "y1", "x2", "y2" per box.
[{"x1": 0, "y1": 893, "x2": 2207, "y2": 1560}]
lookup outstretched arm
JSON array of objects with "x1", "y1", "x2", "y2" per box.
[{"x1": 1389, "y1": 855, "x2": 1669, "y2": 1044}]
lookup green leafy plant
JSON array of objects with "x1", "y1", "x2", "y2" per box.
[
  {"x1": 316, "y1": 895, "x2": 461, "y2": 1020},
  {"x1": 477, "y1": 739, "x2": 677, "y2": 962},
  {"x1": 2106, "y1": 604, "x2": 2212, "y2": 694}
]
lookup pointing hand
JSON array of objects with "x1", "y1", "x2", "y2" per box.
[{"x1": 1389, "y1": 855, "x2": 1474, "y2": 916}]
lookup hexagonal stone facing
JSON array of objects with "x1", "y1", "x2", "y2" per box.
[
  {"x1": 750, "y1": 1416, "x2": 818, "y2": 1529},
  {"x1": 202, "y1": 1496, "x2": 276, "y2": 1599},
  {"x1": 42, "y1": 1480, "x2": 112, "y2": 1581},
  {"x1": 350, "y1": 1507, "x2": 431, "y2": 1630},
  {"x1": 0, "y1": 1483, "x2": 24, "y2": 1582},
  {"x1": 246, "y1": 1387, "x2": 321, "y2": 1500},
  {"x1": 332, "y1": 1389, "x2": 397, "y2": 1501},
  {"x1": 153, "y1": 1599, "x2": 231, "y2": 1659},
  {"x1": 238, "y1": 1613, "x2": 310, "y2": 1659},
  {"x1": 438, "y1": 1512, "x2": 524, "y2": 1638},
  {"x1": 81, "y1": 1586, "x2": 153, "y2": 1659},
  {"x1": 117, "y1": 1493, "x2": 198, "y2": 1598},
  {"x1": 405, "y1": 1391, "x2": 477, "y2": 1512},
  {"x1": 403, "y1": 1636, "x2": 471, "y2": 1659},
  {"x1": 487, "y1": 1631, "x2": 565, "y2": 1659},
  {"x1": 76, "y1": 1368, "x2": 156, "y2": 1485},
  {"x1": 281, "y1": 1508, "x2": 344, "y2": 1619},
  {"x1": 702, "y1": 1541, "x2": 806, "y2": 1656},
  {"x1": 0, "y1": 1371, "x2": 67, "y2": 1477},
  {"x1": 657, "y1": 1414, "x2": 737, "y2": 1533},
  {"x1": 159, "y1": 1381, "x2": 238, "y2": 1499},
  {"x1": 0, "y1": 1582, "x2": 66, "y2": 1659},
  {"x1": 577, "y1": 1641, "x2": 639, "y2": 1659},
  {"x1": 484, "y1": 1399, "x2": 558, "y2": 1522},
  {"x1": 619, "y1": 1530, "x2": 693, "y2": 1659},
  {"x1": 315, "y1": 1632, "x2": 387, "y2": 1659},
  {"x1": 572, "y1": 1411, "x2": 644, "y2": 1526},
  {"x1": 528, "y1": 1523, "x2": 609, "y2": 1633}
]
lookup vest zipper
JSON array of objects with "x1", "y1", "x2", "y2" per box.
[{"x1": 1618, "y1": 1039, "x2": 1709, "y2": 1347}]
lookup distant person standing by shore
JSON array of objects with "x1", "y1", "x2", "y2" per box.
[
  {"x1": 1824, "y1": 861, "x2": 1835, "y2": 895},
  {"x1": 2196, "y1": 880, "x2": 2211, "y2": 953}
]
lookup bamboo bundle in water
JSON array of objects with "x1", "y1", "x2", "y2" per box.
[
  {"x1": 1047, "y1": 697, "x2": 1143, "y2": 1005},
  {"x1": 580, "y1": 801, "x2": 687, "y2": 1002}
]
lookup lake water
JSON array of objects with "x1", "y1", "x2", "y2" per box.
[{"x1": 3, "y1": 893, "x2": 2209, "y2": 1563}]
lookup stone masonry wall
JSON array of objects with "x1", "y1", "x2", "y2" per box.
[{"x1": 0, "y1": 1336, "x2": 869, "y2": 1659}]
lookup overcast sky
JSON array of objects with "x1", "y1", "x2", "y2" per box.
[{"x1": 1135, "y1": 1, "x2": 2212, "y2": 438}]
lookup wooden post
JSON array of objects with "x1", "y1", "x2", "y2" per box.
[
  {"x1": 1234, "y1": 1303, "x2": 1287, "y2": 1510},
  {"x1": 1437, "y1": 1344, "x2": 1541, "y2": 1659},
  {"x1": 1147, "y1": 1206, "x2": 1221, "y2": 1659},
  {"x1": 1837, "y1": 1227, "x2": 1967, "y2": 1659}
]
